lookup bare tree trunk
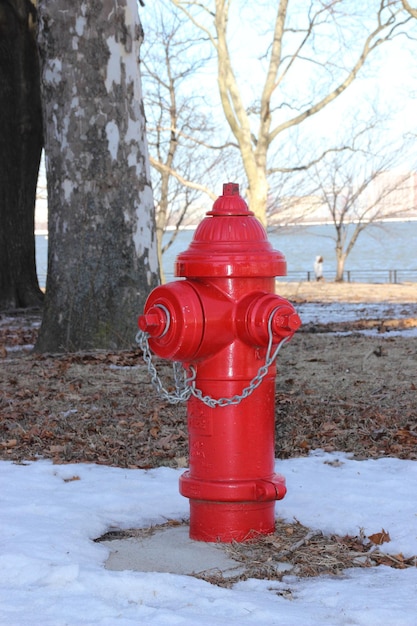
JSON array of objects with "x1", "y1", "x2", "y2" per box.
[
  {"x1": 154, "y1": 135, "x2": 173, "y2": 285},
  {"x1": 35, "y1": 0, "x2": 159, "y2": 352},
  {"x1": 0, "y1": 0, "x2": 43, "y2": 309},
  {"x1": 246, "y1": 167, "x2": 269, "y2": 227},
  {"x1": 335, "y1": 246, "x2": 346, "y2": 282}
]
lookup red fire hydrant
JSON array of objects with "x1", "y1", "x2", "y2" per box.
[{"x1": 138, "y1": 183, "x2": 300, "y2": 542}]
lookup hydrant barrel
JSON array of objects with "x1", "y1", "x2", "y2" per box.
[
  {"x1": 180, "y1": 372, "x2": 286, "y2": 542},
  {"x1": 138, "y1": 182, "x2": 300, "y2": 542}
]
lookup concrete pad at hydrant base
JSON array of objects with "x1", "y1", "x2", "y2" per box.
[{"x1": 102, "y1": 525, "x2": 248, "y2": 578}]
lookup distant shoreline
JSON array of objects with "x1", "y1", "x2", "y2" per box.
[{"x1": 35, "y1": 216, "x2": 417, "y2": 235}]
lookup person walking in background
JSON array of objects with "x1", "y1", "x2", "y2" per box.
[{"x1": 314, "y1": 256, "x2": 324, "y2": 281}]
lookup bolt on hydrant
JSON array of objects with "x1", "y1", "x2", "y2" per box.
[{"x1": 137, "y1": 183, "x2": 301, "y2": 542}]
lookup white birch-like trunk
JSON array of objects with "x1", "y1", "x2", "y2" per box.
[{"x1": 36, "y1": 0, "x2": 159, "y2": 352}]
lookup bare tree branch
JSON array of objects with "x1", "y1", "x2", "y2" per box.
[
  {"x1": 164, "y1": 0, "x2": 415, "y2": 226},
  {"x1": 269, "y1": 5, "x2": 412, "y2": 142},
  {"x1": 150, "y1": 156, "x2": 217, "y2": 200},
  {"x1": 148, "y1": 125, "x2": 239, "y2": 150}
]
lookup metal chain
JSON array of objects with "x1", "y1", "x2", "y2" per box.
[
  {"x1": 136, "y1": 330, "x2": 194, "y2": 404},
  {"x1": 189, "y1": 308, "x2": 290, "y2": 407},
  {"x1": 136, "y1": 306, "x2": 289, "y2": 407}
]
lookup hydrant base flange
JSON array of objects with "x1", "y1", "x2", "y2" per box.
[{"x1": 179, "y1": 471, "x2": 287, "y2": 503}]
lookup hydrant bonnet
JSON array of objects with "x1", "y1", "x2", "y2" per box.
[{"x1": 175, "y1": 183, "x2": 287, "y2": 278}]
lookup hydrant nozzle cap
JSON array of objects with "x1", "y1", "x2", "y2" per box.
[{"x1": 207, "y1": 182, "x2": 254, "y2": 217}]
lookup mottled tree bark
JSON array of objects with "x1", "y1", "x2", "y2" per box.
[
  {"x1": 35, "y1": 0, "x2": 159, "y2": 352},
  {"x1": 0, "y1": 0, "x2": 43, "y2": 309}
]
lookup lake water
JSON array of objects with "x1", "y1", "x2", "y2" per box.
[{"x1": 35, "y1": 220, "x2": 417, "y2": 288}]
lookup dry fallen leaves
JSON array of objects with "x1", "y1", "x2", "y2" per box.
[{"x1": 368, "y1": 529, "x2": 391, "y2": 545}]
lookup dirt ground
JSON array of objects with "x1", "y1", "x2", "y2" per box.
[
  {"x1": 276, "y1": 280, "x2": 417, "y2": 303},
  {"x1": 1, "y1": 282, "x2": 417, "y2": 582}
]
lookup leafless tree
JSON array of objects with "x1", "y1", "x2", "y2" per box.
[
  {"x1": 307, "y1": 129, "x2": 416, "y2": 280},
  {"x1": 0, "y1": 0, "x2": 43, "y2": 309},
  {"x1": 169, "y1": 0, "x2": 413, "y2": 225}
]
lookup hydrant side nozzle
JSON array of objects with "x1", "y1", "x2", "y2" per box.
[
  {"x1": 138, "y1": 282, "x2": 205, "y2": 361},
  {"x1": 238, "y1": 293, "x2": 301, "y2": 346}
]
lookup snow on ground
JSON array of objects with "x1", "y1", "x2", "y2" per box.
[
  {"x1": 296, "y1": 301, "x2": 417, "y2": 325},
  {"x1": 1, "y1": 452, "x2": 417, "y2": 625},
  {"x1": 2, "y1": 301, "x2": 416, "y2": 624},
  {"x1": 296, "y1": 301, "x2": 417, "y2": 337}
]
